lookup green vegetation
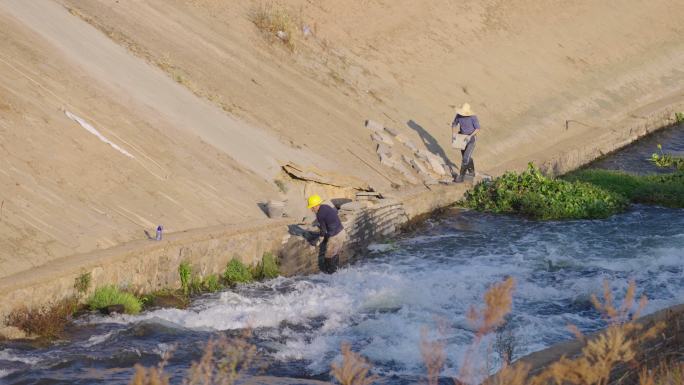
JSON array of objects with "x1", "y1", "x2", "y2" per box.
[
  {"x1": 87, "y1": 286, "x2": 142, "y2": 314},
  {"x1": 565, "y1": 169, "x2": 684, "y2": 208},
  {"x1": 252, "y1": 252, "x2": 279, "y2": 280},
  {"x1": 462, "y1": 164, "x2": 628, "y2": 220},
  {"x1": 73, "y1": 271, "x2": 91, "y2": 296},
  {"x1": 651, "y1": 144, "x2": 684, "y2": 171},
  {"x1": 179, "y1": 261, "x2": 192, "y2": 295},
  {"x1": 676, "y1": 111, "x2": 684, "y2": 124},
  {"x1": 201, "y1": 274, "x2": 222, "y2": 292},
  {"x1": 140, "y1": 289, "x2": 189, "y2": 310},
  {"x1": 223, "y1": 259, "x2": 253, "y2": 285},
  {"x1": 179, "y1": 261, "x2": 224, "y2": 296}
]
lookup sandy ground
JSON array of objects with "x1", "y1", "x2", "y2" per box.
[{"x1": 0, "y1": 0, "x2": 683, "y2": 278}]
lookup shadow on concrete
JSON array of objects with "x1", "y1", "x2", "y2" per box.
[
  {"x1": 257, "y1": 202, "x2": 269, "y2": 217},
  {"x1": 330, "y1": 198, "x2": 352, "y2": 209},
  {"x1": 407, "y1": 119, "x2": 457, "y2": 171}
]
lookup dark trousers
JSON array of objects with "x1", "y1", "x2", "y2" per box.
[
  {"x1": 459, "y1": 137, "x2": 476, "y2": 177},
  {"x1": 318, "y1": 237, "x2": 340, "y2": 274}
]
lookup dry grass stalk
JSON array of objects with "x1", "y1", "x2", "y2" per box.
[
  {"x1": 250, "y1": 4, "x2": 297, "y2": 51},
  {"x1": 483, "y1": 361, "x2": 531, "y2": 385},
  {"x1": 330, "y1": 343, "x2": 379, "y2": 385},
  {"x1": 457, "y1": 278, "x2": 516, "y2": 384},
  {"x1": 128, "y1": 334, "x2": 254, "y2": 385},
  {"x1": 639, "y1": 362, "x2": 684, "y2": 385},
  {"x1": 5, "y1": 296, "x2": 79, "y2": 339},
  {"x1": 420, "y1": 327, "x2": 447, "y2": 385},
  {"x1": 129, "y1": 365, "x2": 170, "y2": 385},
  {"x1": 529, "y1": 280, "x2": 666, "y2": 385},
  {"x1": 467, "y1": 277, "x2": 516, "y2": 337},
  {"x1": 183, "y1": 334, "x2": 256, "y2": 385}
]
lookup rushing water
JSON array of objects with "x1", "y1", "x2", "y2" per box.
[{"x1": 2, "y1": 125, "x2": 683, "y2": 385}]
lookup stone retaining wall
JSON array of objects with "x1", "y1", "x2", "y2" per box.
[{"x1": 0, "y1": 184, "x2": 464, "y2": 336}]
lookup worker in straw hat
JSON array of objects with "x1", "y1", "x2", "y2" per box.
[
  {"x1": 307, "y1": 194, "x2": 346, "y2": 274},
  {"x1": 451, "y1": 102, "x2": 481, "y2": 183}
]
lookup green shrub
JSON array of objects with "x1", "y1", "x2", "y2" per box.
[
  {"x1": 73, "y1": 272, "x2": 91, "y2": 296},
  {"x1": 676, "y1": 111, "x2": 684, "y2": 124},
  {"x1": 651, "y1": 144, "x2": 684, "y2": 171},
  {"x1": 179, "y1": 261, "x2": 192, "y2": 295},
  {"x1": 252, "y1": 252, "x2": 280, "y2": 280},
  {"x1": 565, "y1": 169, "x2": 684, "y2": 208},
  {"x1": 223, "y1": 259, "x2": 253, "y2": 285},
  {"x1": 202, "y1": 274, "x2": 223, "y2": 292},
  {"x1": 462, "y1": 164, "x2": 628, "y2": 220},
  {"x1": 87, "y1": 286, "x2": 142, "y2": 314}
]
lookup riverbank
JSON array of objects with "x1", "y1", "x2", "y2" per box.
[
  {"x1": 2, "y1": 99, "x2": 684, "y2": 339},
  {"x1": 2, "y1": 0, "x2": 684, "y2": 340}
]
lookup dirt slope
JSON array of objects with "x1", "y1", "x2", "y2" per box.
[{"x1": 0, "y1": 0, "x2": 683, "y2": 278}]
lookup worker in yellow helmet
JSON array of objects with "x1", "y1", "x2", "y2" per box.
[{"x1": 307, "y1": 194, "x2": 346, "y2": 274}]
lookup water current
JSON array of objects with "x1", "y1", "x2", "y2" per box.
[{"x1": 2, "y1": 125, "x2": 683, "y2": 385}]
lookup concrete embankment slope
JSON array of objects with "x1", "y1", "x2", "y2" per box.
[{"x1": 0, "y1": 0, "x2": 683, "y2": 330}]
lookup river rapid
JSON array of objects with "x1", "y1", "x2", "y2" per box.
[{"x1": 1, "y1": 125, "x2": 683, "y2": 385}]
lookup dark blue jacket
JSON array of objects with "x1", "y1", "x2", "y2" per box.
[{"x1": 316, "y1": 204, "x2": 343, "y2": 238}]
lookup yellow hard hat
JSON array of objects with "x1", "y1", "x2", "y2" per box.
[{"x1": 307, "y1": 194, "x2": 322, "y2": 209}]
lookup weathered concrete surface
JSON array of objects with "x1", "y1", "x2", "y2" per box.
[{"x1": 511, "y1": 303, "x2": 684, "y2": 383}]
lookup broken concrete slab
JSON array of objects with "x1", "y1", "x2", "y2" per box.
[
  {"x1": 378, "y1": 151, "x2": 396, "y2": 167},
  {"x1": 376, "y1": 143, "x2": 392, "y2": 157},
  {"x1": 365, "y1": 119, "x2": 384, "y2": 133},
  {"x1": 339, "y1": 201, "x2": 371, "y2": 212},
  {"x1": 384, "y1": 126, "x2": 399, "y2": 137},
  {"x1": 425, "y1": 155, "x2": 447, "y2": 175},
  {"x1": 371, "y1": 131, "x2": 394, "y2": 145},
  {"x1": 396, "y1": 134, "x2": 418, "y2": 152},
  {"x1": 410, "y1": 158, "x2": 429, "y2": 175}
]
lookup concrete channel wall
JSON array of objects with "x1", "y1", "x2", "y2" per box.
[{"x1": 0, "y1": 184, "x2": 465, "y2": 336}]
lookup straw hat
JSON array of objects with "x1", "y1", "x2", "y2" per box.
[{"x1": 456, "y1": 102, "x2": 475, "y2": 116}]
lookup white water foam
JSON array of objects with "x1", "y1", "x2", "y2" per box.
[
  {"x1": 81, "y1": 331, "x2": 116, "y2": 348},
  {"x1": 0, "y1": 349, "x2": 40, "y2": 365},
  {"x1": 79, "y1": 206, "x2": 684, "y2": 379}
]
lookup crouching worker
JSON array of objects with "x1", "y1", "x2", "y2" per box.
[{"x1": 307, "y1": 194, "x2": 346, "y2": 274}]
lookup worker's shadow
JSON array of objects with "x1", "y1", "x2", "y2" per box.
[{"x1": 407, "y1": 119, "x2": 457, "y2": 171}]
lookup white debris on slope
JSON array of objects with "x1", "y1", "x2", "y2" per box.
[{"x1": 65, "y1": 110, "x2": 134, "y2": 158}]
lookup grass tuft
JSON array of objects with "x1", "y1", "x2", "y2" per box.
[
  {"x1": 675, "y1": 111, "x2": 684, "y2": 124},
  {"x1": 250, "y1": 4, "x2": 297, "y2": 51},
  {"x1": 223, "y1": 259, "x2": 253, "y2": 286},
  {"x1": 87, "y1": 286, "x2": 142, "y2": 314},
  {"x1": 179, "y1": 261, "x2": 192, "y2": 295},
  {"x1": 73, "y1": 271, "x2": 91, "y2": 296},
  {"x1": 251, "y1": 252, "x2": 279, "y2": 280}
]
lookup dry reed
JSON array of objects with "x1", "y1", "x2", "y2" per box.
[{"x1": 330, "y1": 342, "x2": 379, "y2": 385}]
